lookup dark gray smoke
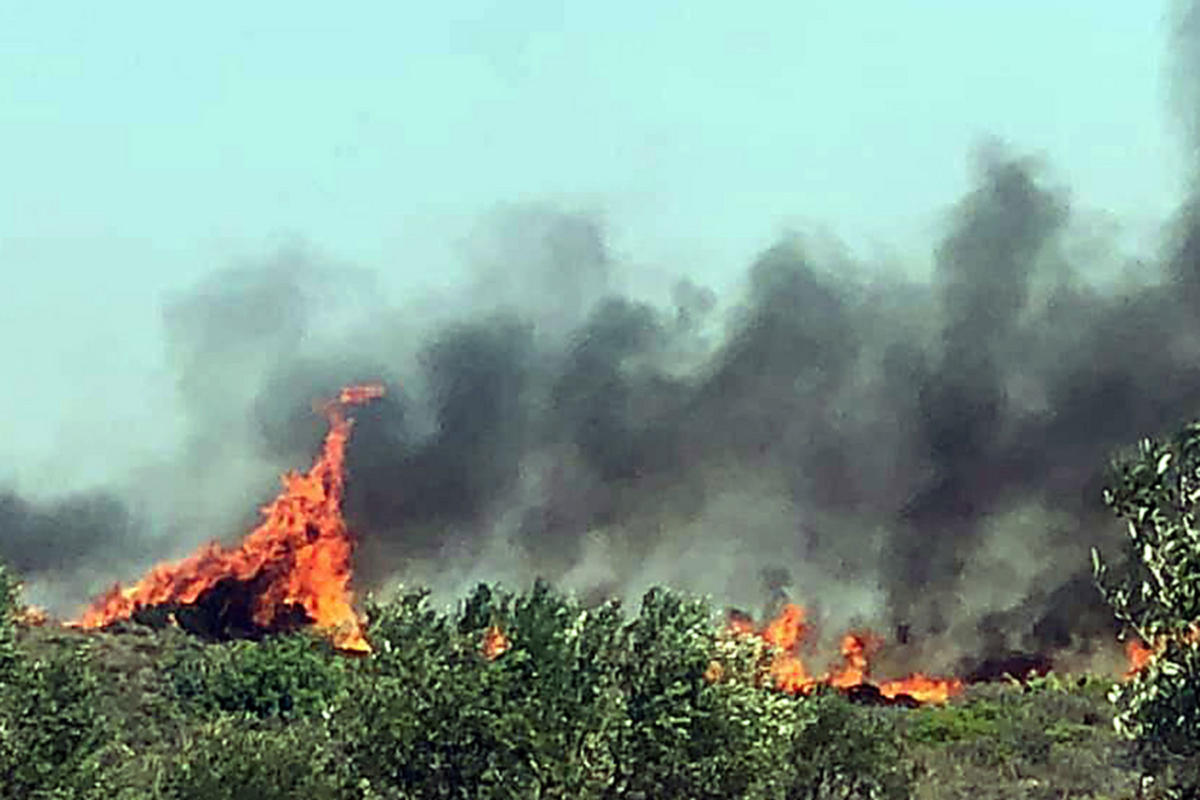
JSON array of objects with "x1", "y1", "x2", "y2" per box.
[
  {"x1": 0, "y1": 490, "x2": 141, "y2": 578},
  {"x1": 8, "y1": 6, "x2": 1200, "y2": 676}
]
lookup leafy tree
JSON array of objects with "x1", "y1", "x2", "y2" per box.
[
  {"x1": 344, "y1": 581, "x2": 628, "y2": 798},
  {"x1": 156, "y1": 716, "x2": 361, "y2": 800},
  {"x1": 615, "y1": 587, "x2": 783, "y2": 798},
  {"x1": 0, "y1": 562, "x2": 19, "y2": 682},
  {"x1": 0, "y1": 647, "x2": 110, "y2": 799},
  {"x1": 786, "y1": 689, "x2": 913, "y2": 800},
  {"x1": 168, "y1": 632, "x2": 348, "y2": 720},
  {"x1": 1095, "y1": 421, "x2": 1200, "y2": 792}
]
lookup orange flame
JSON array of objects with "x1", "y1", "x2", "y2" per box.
[
  {"x1": 828, "y1": 632, "x2": 881, "y2": 689},
  {"x1": 73, "y1": 383, "x2": 384, "y2": 653},
  {"x1": 482, "y1": 625, "x2": 510, "y2": 660},
  {"x1": 877, "y1": 673, "x2": 964, "y2": 705},
  {"x1": 760, "y1": 603, "x2": 816, "y2": 693},
  {"x1": 1121, "y1": 625, "x2": 1200, "y2": 680},
  {"x1": 725, "y1": 603, "x2": 963, "y2": 704},
  {"x1": 1124, "y1": 638, "x2": 1155, "y2": 678}
]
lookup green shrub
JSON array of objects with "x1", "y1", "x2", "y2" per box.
[
  {"x1": 900, "y1": 682, "x2": 1135, "y2": 799},
  {"x1": 0, "y1": 646, "x2": 110, "y2": 799},
  {"x1": 157, "y1": 716, "x2": 361, "y2": 800},
  {"x1": 1094, "y1": 421, "x2": 1200, "y2": 792},
  {"x1": 615, "y1": 587, "x2": 789, "y2": 799},
  {"x1": 787, "y1": 689, "x2": 913, "y2": 800},
  {"x1": 905, "y1": 701, "x2": 1003, "y2": 747},
  {"x1": 0, "y1": 572, "x2": 919, "y2": 799},
  {"x1": 344, "y1": 581, "x2": 628, "y2": 798},
  {"x1": 903, "y1": 681, "x2": 1113, "y2": 770},
  {"x1": 0, "y1": 562, "x2": 20, "y2": 683},
  {"x1": 341, "y1": 582, "x2": 916, "y2": 799},
  {"x1": 168, "y1": 632, "x2": 348, "y2": 720}
]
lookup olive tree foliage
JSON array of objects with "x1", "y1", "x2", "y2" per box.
[
  {"x1": 0, "y1": 562, "x2": 111, "y2": 799},
  {"x1": 345, "y1": 581, "x2": 914, "y2": 800},
  {"x1": 0, "y1": 562, "x2": 18, "y2": 682},
  {"x1": 1094, "y1": 421, "x2": 1200, "y2": 785}
]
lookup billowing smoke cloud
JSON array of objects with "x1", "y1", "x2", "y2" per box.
[
  {"x1": 0, "y1": 491, "x2": 140, "y2": 578},
  {"x1": 8, "y1": 4, "x2": 1200, "y2": 678}
]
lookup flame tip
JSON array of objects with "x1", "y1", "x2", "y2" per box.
[{"x1": 71, "y1": 382, "x2": 386, "y2": 649}]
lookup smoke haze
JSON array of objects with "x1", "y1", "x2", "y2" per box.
[{"x1": 4, "y1": 2, "x2": 1200, "y2": 674}]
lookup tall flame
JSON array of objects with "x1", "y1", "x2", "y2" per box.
[
  {"x1": 74, "y1": 383, "x2": 384, "y2": 652},
  {"x1": 760, "y1": 603, "x2": 816, "y2": 693}
]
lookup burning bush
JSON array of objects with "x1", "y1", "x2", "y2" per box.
[
  {"x1": 1095, "y1": 420, "x2": 1200, "y2": 792},
  {"x1": 75, "y1": 384, "x2": 385, "y2": 653}
]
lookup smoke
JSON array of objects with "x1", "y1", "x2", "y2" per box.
[
  {"x1": 171, "y1": 168, "x2": 1182, "y2": 672},
  {"x1": 0, "y1": 489, "x2": 152, "y2": 612},
  {"x1": 7, "y1": 5, "x2": 1200, "y2": 677}
]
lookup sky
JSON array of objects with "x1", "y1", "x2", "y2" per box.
[{"x1": 0, "y1": 1, "x2": 1186, "y2": 495}]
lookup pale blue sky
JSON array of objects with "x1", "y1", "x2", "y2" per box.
[{"x1": 0, "y1": 1, "x2": 1185, "y2": 491}]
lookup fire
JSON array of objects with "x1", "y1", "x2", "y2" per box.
[
  {"x1": 73, "y1": 383, "x2": 385, "y2": 653},
  {"x1": 334, "y1": 383, "x2": 386, "y2": 406},
  {"x1": 725, "y1": 603, "x2": 964, "y2": 704},
  {"x1": 760, "y1": 603, "x2": 816, "y2": 693},
  {"x1": 482, "y1": 625, "x2": 510, "y2": 660},
  {"x1": 1124, "y1": 638, "x2": 1155, "y2": 678},
  {"x1": 15, "y1": 604, "x2": 48, "y2": 627},
  {"x1": 828, "y1": 632, "x2": 881, "y2": 689},
  {"x1": 877, "y1": 673, "x2": 964, "y2": 705},
  {"x1": 1122, "y1": 624, "x2": 1200, "y2": 679}
]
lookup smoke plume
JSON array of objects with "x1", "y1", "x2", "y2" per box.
[{"x1": 7, "y1": 5, "x2": 1200, "y2": 676}]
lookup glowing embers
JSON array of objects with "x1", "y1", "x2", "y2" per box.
[{"x1": 73, "y1": 384, "x2": 384, "y2": 653}]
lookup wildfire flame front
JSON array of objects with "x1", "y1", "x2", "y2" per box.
[{"x1": 73, "y1": 383, "x2": 385, "y2": 653}]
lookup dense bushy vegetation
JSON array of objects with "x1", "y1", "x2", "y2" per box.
[
  {"x1": 0, "y1": 562, "x2": 19, "y2": 680},
  {"x1": 0, "y1": 570, "x2": 1160, "y2": 799},
  {"x1": 168, "y1": 631, "x2": 349, "y2": 720},
  {"x1": 0, "y1": 573, "x2": 920, "y2": 799},
  {"x1": 0, "y1": 567, "x2": 110, "y2": 799},
  {"x1": 340, "y1": 580, "x2": 913, "y2": 799},
  {"x1": 1095, "y1": 420, "x2": 1200, "y2": 796}
]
